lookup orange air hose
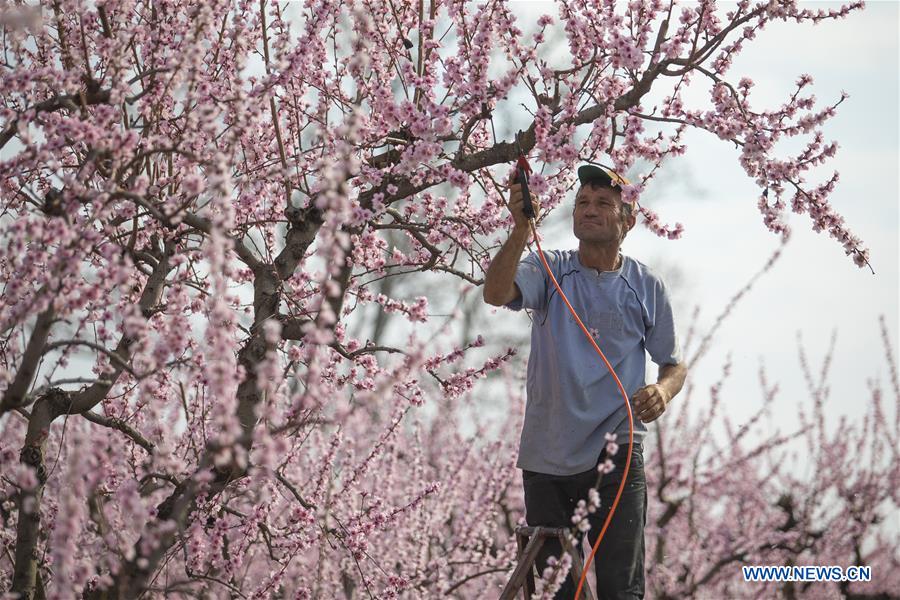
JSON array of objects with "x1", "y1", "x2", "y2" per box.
[{"x1": 527, "y1": 217, "x2": 635, "y2": 600}]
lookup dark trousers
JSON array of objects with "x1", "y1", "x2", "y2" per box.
[{"x1": 522, "y1": 443, "x2": 647, "y2": 600}]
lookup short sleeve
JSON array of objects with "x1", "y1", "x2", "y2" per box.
[
  {"x1": 504, "y1": 251, "x2": 549, "y2": 312},
  {"x1": 645, "y1": 278, "x2": 683, "y2": 366}
]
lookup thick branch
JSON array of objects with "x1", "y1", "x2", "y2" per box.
[
  {"x1": 81, "y1": 411, "x2": 154, "y2": 453},
  {"x1": 0, "y1": 307, "x2": 55, "y2": 415},
  {"x1": 0, "y1": 86, "x2": 111, "y2": 151},
  {"x1": 10, "y1": 389, "x2": 68, "y2": 597}
]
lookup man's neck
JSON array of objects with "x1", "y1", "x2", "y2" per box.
[{"x1": 578, "y1": 242, "x2": 622, "y2": 272}]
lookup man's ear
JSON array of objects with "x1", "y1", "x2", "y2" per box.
[
  {"x1": 626, "y1": 213, "x2": 636, "y2": 232},
  {"x1": 620, "y1": 213, "x2": 637, "y2": 242}
]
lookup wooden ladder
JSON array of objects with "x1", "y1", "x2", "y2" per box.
[{"x1": 499, "y1": 525, "x2": 596, "y2": 600}]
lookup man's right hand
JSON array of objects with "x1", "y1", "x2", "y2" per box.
[{"x1": 506, "y1": 177, "x2": 541, "y2": 232}]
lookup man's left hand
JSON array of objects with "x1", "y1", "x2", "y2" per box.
[{"x1": 631, "y1": 384, "x2": 671, "y2": 423}]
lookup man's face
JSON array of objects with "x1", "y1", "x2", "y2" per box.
[{"x1": 572, "y1": 183, "x2": 635, "y2": 244}]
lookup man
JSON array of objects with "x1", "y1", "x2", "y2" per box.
[{"x1": 483, "y1": 165, "x2": 688, "y2": 600}]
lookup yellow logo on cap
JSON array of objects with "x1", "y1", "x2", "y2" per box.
[{"x1": 607, "y1": 170, "x2": 630, "y2": 187}]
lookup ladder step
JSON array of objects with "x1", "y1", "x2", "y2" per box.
[{"x1": 501, "y1": 526, "x2": 596, "y2": 600}]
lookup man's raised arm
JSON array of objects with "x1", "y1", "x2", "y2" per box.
[
  {"x1": 483, "y1": 226, "x2": 530, "y2": 306},
  {"x1": 483, "y1": 181, "x2": 540, "y2": 307}
]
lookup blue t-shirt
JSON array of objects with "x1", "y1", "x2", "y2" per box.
[{"x1": 505, "y1": 249, "x2": 682, "y2": 476}]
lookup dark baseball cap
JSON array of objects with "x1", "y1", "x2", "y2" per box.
[{"x1": 577, "y1": 164, "x2": 630, "y2": 189}]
